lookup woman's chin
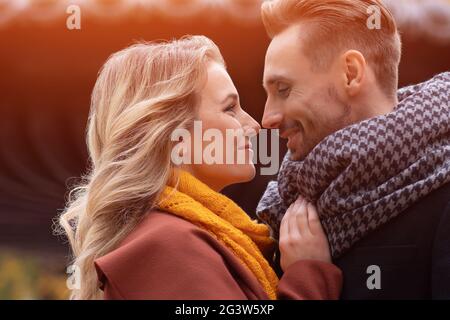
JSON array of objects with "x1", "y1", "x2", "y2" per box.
[
  {"x1": 215, "y1": 164, "x2": 256, "y2": 189},
  {"x1": 230, "y1": 163, "x2": 256, "y2": 184}
]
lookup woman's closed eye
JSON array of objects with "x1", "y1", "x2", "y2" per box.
[{"x1": 224, "y1": 104, "x2": 237, "y2": 115}]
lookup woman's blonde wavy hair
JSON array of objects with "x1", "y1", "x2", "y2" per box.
[{"x1": 55, "y1": 35, "x2": 225, "y2": 300}]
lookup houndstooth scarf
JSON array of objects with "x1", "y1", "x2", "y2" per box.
[{"x1": 257, "y1": 72, "x2": 450, "y2": 258}]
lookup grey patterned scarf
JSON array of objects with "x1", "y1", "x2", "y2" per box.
[{"x1": 257, "y1": 72, "x2": 450, "y2": 258}]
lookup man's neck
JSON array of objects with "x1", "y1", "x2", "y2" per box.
[{"x1": 356, "y1": 92, "x2": 397, "y2": 121}]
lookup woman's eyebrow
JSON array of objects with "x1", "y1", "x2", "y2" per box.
[{"x1": 220, "y1": 93, "x2": 239, "y2": 104}]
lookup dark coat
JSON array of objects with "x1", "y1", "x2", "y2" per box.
[{"x1": 334, "y1": 182, "x2": 450, "y2": 299}]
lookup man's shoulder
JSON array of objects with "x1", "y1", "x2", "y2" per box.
[
  {"x1": 420, "y1": 182, "x2": 450, "y2": 211},
  {"x1": 381, "y1": 181, "x2": 450, "y2": 232},
  {"x1": 336, "y1": 182, "x2": 450, "y2": 299},
  {"x1": 338, "y1": 182, "x2": 450, "y2": 252}
]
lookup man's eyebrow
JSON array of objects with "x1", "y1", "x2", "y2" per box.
[
  {"x1": 220, "y1": 93, "x2": 239, "y2": 104},
  {"x1": 263, "y1": 75, "x2": 291, "y2": 88}
]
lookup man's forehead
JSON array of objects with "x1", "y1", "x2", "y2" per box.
[
  {"x1": 265, "y1": 25, "x2": 306, "y2": 64},
  {"x1": 264, "y1": 26, "x2": 308, "y2": 83}
]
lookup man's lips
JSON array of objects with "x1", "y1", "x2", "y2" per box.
[
  {"x1": 285, "y1": 128, "x2": 303, "y2": 152},
  {"x1": 280, "y1": 127, "x2": 301, "y2": 139}
]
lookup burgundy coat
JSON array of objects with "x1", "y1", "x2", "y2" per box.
[{"x1": 95, "y1": 210, "x2": 342, "y2": 299}]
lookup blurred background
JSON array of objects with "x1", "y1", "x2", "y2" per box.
[{"x1": 0, "y1": 0, "x2": 449, "y2": 299}]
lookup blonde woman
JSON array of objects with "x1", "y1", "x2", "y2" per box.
[{"x1": 57, "y1": 36, "x2": 342, "y2": 300}]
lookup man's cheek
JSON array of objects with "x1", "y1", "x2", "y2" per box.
[{"x1": 285, "y1": 104, "x2": 305, "y2": 125}]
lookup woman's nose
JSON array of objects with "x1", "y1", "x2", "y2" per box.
[{"x1": 242, "y1": 112, "x2": 261, "y2": 136}]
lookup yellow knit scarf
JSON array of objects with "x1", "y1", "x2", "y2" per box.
[{"x1": 157, "y1": 170, "x2": 279, "y2": 299}]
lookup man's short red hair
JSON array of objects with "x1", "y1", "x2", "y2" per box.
[{"x1": 261, "y1": 0, "x2": 402, "y2": 99}]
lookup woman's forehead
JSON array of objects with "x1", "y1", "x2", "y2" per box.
[{"x1": 202, "y1": 62, "x2": 239, "y2": 104}]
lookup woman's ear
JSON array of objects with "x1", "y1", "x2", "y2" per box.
[{"x1": 342, "y1": 50, "x2": 366, "y2": 97}]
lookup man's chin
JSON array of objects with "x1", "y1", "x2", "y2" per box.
[{"x1": 288, "y1": 148, "x2": 304, "y2": 161}]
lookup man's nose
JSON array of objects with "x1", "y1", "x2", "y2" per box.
[{"x1": 262, "y1": 106, "x2": 283, "y2": 129}]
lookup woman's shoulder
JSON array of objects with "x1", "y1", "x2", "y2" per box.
[
  {"x1": 93, "y1": 210, "x2": 231, "y2": 298},
  {"x1": 121, "y1": 209, "x2": 204, "y2": 246},
  {"x1": 95, "y1": 209, "x2": 219, "y2": 269}
]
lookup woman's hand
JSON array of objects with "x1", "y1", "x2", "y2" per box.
[{"x1": 279, "y1": 195, "x2": 331, "y2": 272}]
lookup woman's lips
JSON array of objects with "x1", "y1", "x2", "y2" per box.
[{"x1": 238, "y1": 142, "x2": 253, "y2": 150}]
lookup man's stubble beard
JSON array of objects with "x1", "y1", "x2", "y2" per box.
[{"x1": 292, "y1": 85, "x2": 353, "y2": 161}]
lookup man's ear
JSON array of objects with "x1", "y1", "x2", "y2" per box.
[{"x1": 341, "y1": 50, "x2": 366, "y2": 97}]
